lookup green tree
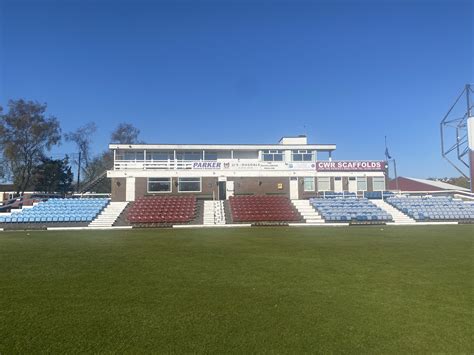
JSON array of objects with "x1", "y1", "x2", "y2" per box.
[
  {"x1": 32, "y1": 156, "x2": 74, "y2": 194},
  {"x1": 0, "y1": 99, "x2": 61, "y2": 195}
]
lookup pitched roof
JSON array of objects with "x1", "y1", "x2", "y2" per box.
[{"x1": 403, "y1": 177, "x2": 469, "y2": 191}]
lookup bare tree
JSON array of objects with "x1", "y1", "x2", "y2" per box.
[
  {"x1": 110, "y1": 122, "x2": 142, "y2": 144},
  {"x1": 65, "y1": 122, "x2": 97, "y2": 172}
]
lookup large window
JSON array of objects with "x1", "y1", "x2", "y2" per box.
[
  {"x1": 178, "y1": 177, "x2": 201, "y2": 192},
  {"x1": 303, "y1": 177, "x2": 315, "y2": 192},
  {"x1": 317, "y1": 177, "x2": 331, "y2": 191},
  {"x1": 292, "y1": 150, "x2": 314, "y2": 162},
  {"x1": 176, "y1": 151, "x2": 203, "y2": 161},
  {"x1": 117, "y1": 151, "x2": 144, "y2": 161},
  {"x1": 357, "y1": 177, "x2": 367, "y2": 191},
  {"x1": 148, "y1": 178, "x2": 171, "y2": 192},
  {"x1": 146, "y1": 151, "x2": 173, "y2": 160},
  {"x1": 372, "y1": 177, "x2": 385, "y2": 191},
  {"x1": 262, "y1": 150, "x2": 283, "y2": 162},
  {"x1": 204, "y1": 151, "x2": 218, "y2": 160}
]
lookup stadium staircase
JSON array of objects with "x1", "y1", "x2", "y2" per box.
[
  {"x1": 79, "y1": 171, "x2": 108, "y2": 194},
  {"x1": 371, "y1": 199, "x2": 416, "y2": 225},
  {"x1": 291, "y1": 200, "x2": 325, "y2": 224},
  {"x1": 89, "y1": 201, "x2": 129, "y2": 227},
  {"x1": 203, "y1": 201, "x2": 226, "y2": 225}
]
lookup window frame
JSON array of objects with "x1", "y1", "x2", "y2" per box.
[
  {"x1": 356, "y1": 176, "x2": 367, "y2": 191},
  {"x1": 146, "y1": 151, "x2": 173, "y2": 161},
  {"x1": 303, "y1": 177, "x2": 315, "y2": 192},
  {"x1": 147, "y1": 177, "x2": 172, "y2": 193},
  {"x1": 204, "y1": 151, "x2": 218, "y2": 160},
  {"x1": 261, "y1": 149, "x2": 284, "y2": 162},
  {"x1": 178, "y1": 177, "x2": 202, "y2": 193},
  {"x1": 176, "y1": 151, "x2": 203, "y2": 161},
  {"x1": 372, "y1": 176, "x2": 386, "y2": 191},
  {"x1": 292, "y1": 150, "x2": 314, "y2": 162},
  {"x1": 317, "y1": 177, "x2": 331, "y2": 191}
]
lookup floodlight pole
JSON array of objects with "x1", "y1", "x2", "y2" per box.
[
  {"x1": 466, "y1": 84, "x2": 471, "y2": 117},
  {"x1": 393, "y1": 159, "x2": 399, "y2": 191}
]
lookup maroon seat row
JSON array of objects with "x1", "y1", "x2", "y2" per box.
[
  {"x1": 229, "y1": 195, "x2": 301, "y2": 222},
  {"x1": 128, "y1": 196, "x2": 196, "y2": 224}
]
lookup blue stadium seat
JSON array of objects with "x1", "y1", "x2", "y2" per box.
[
  {"x1": 386, "y1": 196, "x2": 474, "y2": 222},
  {"x1": 0, "y1": 198, "x2": 109, "y2": 225},
  {"x1": 309, "y1": 197, "x2": 393, "y2": 223}
]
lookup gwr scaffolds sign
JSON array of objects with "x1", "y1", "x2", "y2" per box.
[{"x1": 316, "y1": 161, "x2": 386, "y2": 172}]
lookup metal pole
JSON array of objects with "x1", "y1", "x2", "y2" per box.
[
  {"x1": 466, "y1": 84, "x2": 471, "y2": 117},
  {"x1": 393, "y1": 159, "x2": 399, "y2": 191}
]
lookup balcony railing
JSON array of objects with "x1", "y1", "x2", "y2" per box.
[{"x1": 113, "y1": 159, "x2": 316, "y2": 171}]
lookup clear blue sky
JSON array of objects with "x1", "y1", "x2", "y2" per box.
[{"x1": 0, "y1": 0, "x2": 472, "y2": 178}]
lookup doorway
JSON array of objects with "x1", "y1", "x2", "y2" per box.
[
  {"x1": 348, "y1": 177, "x2": 357, "y2": 192},
  {"x1": 334, "y1": 177, "x2": 343, "y2": 192},
  {"x1": 290, "y1": 177, "x2": 299, "y2": 200},
  {"x1": 218, "y1": 181, "x2": 226, "y2": 200}
]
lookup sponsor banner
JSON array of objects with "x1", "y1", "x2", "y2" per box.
[
  {"x1": 192, "y1": 161, "x2": 222, "y2": 169},
  {"x1": 192, "y1": 161, "x2": 316, "y2": 171},
  {"x1": 288, "y1": 162, "x2": 316, "y2": 170},
  {"x1": 316, "y1": 161, "x2": 386, "y2": 172}
]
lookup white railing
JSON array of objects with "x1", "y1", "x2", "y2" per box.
[
  {"x1": 114, "y1": 160, "x2": 194, "y2": 170},
  {"x1": 113, "y1": 159, "x2": 315, "y2": 171}
]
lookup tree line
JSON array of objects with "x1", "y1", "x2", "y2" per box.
[{"x1": 0, "y1": 99, "x2": 142, "y2": 196}]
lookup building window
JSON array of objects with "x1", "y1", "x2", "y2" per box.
[
  {"x1": 262, "y1": 150, "x2": 283, "y2": 162},
  {"x1": 148, "y1": 178, "x2": 171, "y2": 192},
  {"x1": 372, "y1": 176, "x2": 385, "y2": 191},
  {"x1": 178, "y1": 177, "x2": 201, "y2": 192},
  {"x1": 146, "y1": 151, "x2": 173, "y2": 160},
  {"x1": 292, "y1": 150, "x2": 314, "y2": 162},
  {"x1": 122, "y1": 151, "x2": 144, "y2": 161},
  {"x1": 303, "y1": 177, "x2": 315, "y2": 191},
  {"x1": 204, "y1": 152, "x2": 218, "y2": 160},
  {"x1": 176, "y1": 151, "x2": 203, "y2": 161},
  {"x1": 357, "y1": 177, "x2": 367, "y2": 191},
  {"x1": 317, "y1": 177, "x2": 330, "y2": 191}
]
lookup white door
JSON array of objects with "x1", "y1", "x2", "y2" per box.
[
  {"x1": 334, "y1": 177, "x2": 343, "y2": 192},
  {"x1": 348, "y1": 178, "x2": 357, "y2": 193},
  {"x1": 126, "y1": 177, "x2": 135, "y2": 202},
  {"x1": 290, "y1": 178, "x2": 299, "y2": 200},
  {"x1": 226, "y1": 181, "x2": 234, "y2": 199}
]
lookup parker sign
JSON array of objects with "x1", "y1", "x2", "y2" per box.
[{"x1": 316, "y1": 161, "x2": 386, "y2": 172}]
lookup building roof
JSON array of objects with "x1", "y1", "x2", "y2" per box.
[
  {"x1": 0, "y1": 184, "x2": 15, "y2": 192},
  {"x1": 389, "y1": 177, "x2": 469, "y2": 191},
  {"x1": 408, "y1": 177, "x2": 470, "y2": 191},
  {"x1": 109, "y1": 143, "x2": 336, "y2": 151}
]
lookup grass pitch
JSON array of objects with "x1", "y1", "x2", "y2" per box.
[{"x1": 0, "y1": 225, "x2": 472, "y2": 353}]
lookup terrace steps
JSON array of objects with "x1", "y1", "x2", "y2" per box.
[
  {"x1": 203, "y1": 200, "x2": 226, "y2": 225},
  {"x1": 89, "y1": 202, "x2": 129, "y2": 227},
  {"x1": 292, "y1": 200, "x2": 325, "y2": 224},
  {"x1": 371, "y1": 199, "x2": 416, "y2": 224}
]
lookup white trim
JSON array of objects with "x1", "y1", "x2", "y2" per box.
[
  {"x1": 109, "y1": 143, "x2": 336, "y2": 151},
  {"x1": 147, "y1": 177, "x2": 172, "y2": 193},
  {"x1": 108, "y1": 169, "x2": 385, "y2": 180}
]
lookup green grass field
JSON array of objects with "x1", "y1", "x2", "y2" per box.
[{"x1": 0, "y1": 225, "x2": 472, "y2": 353}]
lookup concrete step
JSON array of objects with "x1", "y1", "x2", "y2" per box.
[{"x1": 89, "y1": 201, "x2": 129, "y2": 227}]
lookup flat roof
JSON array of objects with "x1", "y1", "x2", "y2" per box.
[{"x1": 109, "y1": 143, "x2": 336, "y2": 151}]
